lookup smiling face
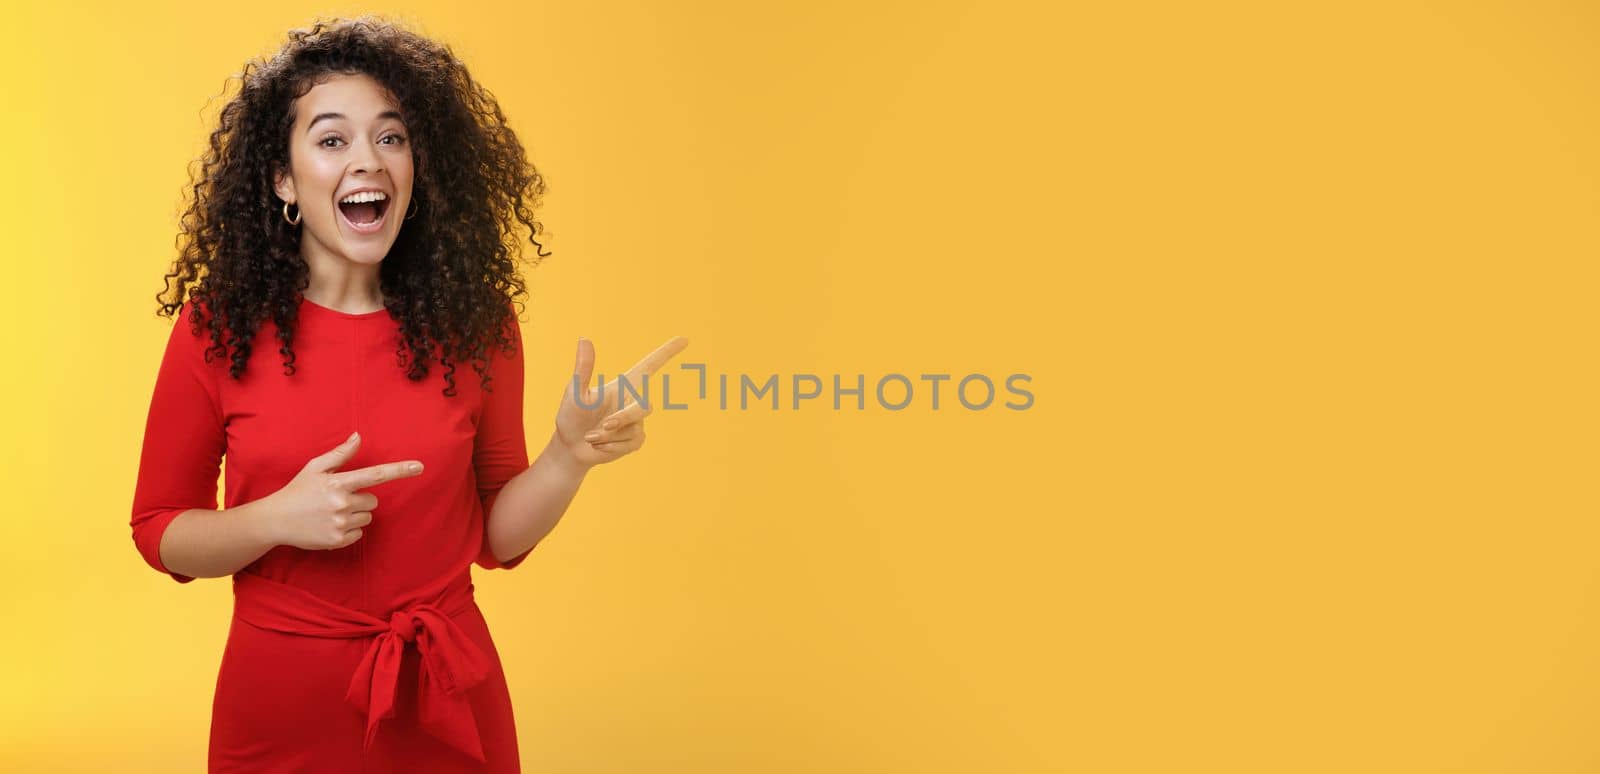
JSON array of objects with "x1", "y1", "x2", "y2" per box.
[{"x1": 273, "y1": 72, "x2": 415, "y2": 267}]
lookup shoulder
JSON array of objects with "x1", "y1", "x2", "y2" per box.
[
  {"x1": 172, "y1": 294, "x2": 218, "y2": 326},
  {"x1": 165, "y1": 298, "x2": 225, "y2": 364},
  {"x1": 488, "y1": 298, "x2": 524, "y2": 352}
]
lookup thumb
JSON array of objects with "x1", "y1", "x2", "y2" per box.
[
  {"x1": 306, "y1": 431, "x2": 361, "y2": 473},
  {"x1": 573, "y1": 337, "x2": 595, "y2": 399}
]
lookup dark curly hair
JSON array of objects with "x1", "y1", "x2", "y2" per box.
[{"x1": 156, "y1": 15, "x2": 550, "y2": 397}]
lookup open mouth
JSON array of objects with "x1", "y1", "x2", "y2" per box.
[{"x1": 337, "y1": 195, "x2": 391, "y2": 234}]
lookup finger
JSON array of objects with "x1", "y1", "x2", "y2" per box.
[
  {"x1": 344, "y1": 511, "x2": 373, "y2": 530},
  {"x1": 347, "y1": 491, "x2": 379, "y2": 513},
  {"x1": 590, "y1": 433, "x2": 644, "y2": 454},
  {"x1": 597, "y1": 401, "x2": 649, "y2": 432},
  {"x1": 573, "y1": 337, "x2": 596, "y2": 401},
  {"x1": 590, "y1": 425, "x2": 644, "y2": 450},
  {"x1": 620, "y1": 336, "x2": 689, "y2": 389},
  {"x1": 331, "y1": 459, "x2": 424, "y2": 491},
  {"x1": 306, "y1": 431, "x2": 362, "y2": 473},
  {"x1": 338, "y1": 528, "x2": 365, "y2": 548},
  {"x1": 585, "y1": 420, "x2": 642, "y2": 444}
]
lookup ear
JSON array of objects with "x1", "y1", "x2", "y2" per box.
[{"x1": 273, "y1": 163, "x2": 295, "y2": 204}]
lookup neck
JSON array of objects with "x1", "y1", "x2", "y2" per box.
[{"x1": 300, "y1": 243, "x2": 385, "y2": 314}]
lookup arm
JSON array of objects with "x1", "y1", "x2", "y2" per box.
[
  {"x1": 474, "y1": 310, "x2": 587, "y2": 569},
  {"x1": 484, "y1": 431, "x2": 590, "y2": 566},
  {"x1": 474, "y1": 321, "x2": 684, "y2": 568},
  {"x1": 152, "y1": 502, "x2": 281, "y2": 580},
  {"x1": 130, "y1": 301, "x2": 274, "y2": 582}
]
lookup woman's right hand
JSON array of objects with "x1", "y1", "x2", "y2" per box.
[{"x1": 258, "y1": 431, "x2": 425, "y2": 551}]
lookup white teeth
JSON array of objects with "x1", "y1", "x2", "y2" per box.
[{"x1": 339, "y1": 191, "x2": 388, "y2": 204}]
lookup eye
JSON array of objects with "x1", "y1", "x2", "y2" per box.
[
  {"x1": 318, "y1": 136, "x2": 344, "y2": 148},
  {"x1": 381, "y1": 134, "x2": 407, "y2": 146}
]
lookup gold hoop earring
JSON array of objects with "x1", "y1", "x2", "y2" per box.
[
  {"x1": 405, "y1": 199, "x2": 419, "y2": 220},
  {"x1": 282, "y1": 201, "x2": 302, "y2": 226}
]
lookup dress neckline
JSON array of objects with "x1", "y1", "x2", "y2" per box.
[{"x1": 298, "y1": 294, "x2": 393, "y2": 321}]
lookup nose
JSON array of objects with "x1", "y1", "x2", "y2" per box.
[{"x1": 350, "y1": 137, "x2": 384, "y2": 175}]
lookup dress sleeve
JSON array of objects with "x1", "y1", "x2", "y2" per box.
[
  {"x1": 474, "y1": 307, "x2": 535, "y2": 570},
  {"x1": 129, "y1": 302, "x2": 226, "y2": 584}
]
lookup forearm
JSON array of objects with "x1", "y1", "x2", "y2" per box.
[
  {"x1": 158, "y1": 499, "x2": 279, "y2": 579},
  {"x1": 485, "y1": 431, "x2": 590, "y2": 564}
]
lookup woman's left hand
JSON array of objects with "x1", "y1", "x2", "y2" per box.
[{"x1": 553, "y1": 335, "x2": 689, "y2": 468}]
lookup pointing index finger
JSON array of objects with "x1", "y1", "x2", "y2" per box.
[
  {"x1": 331, "y1": 460, "x2": 425, "y2": 491},
  {"x1": 622, "y1": 336, "x2": 689, "y2": 385}
]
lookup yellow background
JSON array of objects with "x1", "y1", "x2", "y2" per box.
[{"x1": 3, "y1": 1, "x2": 1596, "y2": 771}]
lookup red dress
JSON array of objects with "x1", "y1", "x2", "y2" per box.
[{"x1": 130, "y1": 295, "x2": 535, "y2": 773}]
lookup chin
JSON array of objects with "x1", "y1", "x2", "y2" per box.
[{"x1": 344, "y1": 246, "x2": 393, "y2": 264}]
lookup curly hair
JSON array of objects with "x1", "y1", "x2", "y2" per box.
[{"x1": 156, "y1": 15, "x2": 550, "y2": 397}]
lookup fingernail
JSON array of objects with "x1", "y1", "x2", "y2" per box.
[
  {"x1": 349, "y1": 431, "x2": 360, "y2": 442},
  {"x1": 409, "y1": 462, "x2": 422, "y2": 473},
  {"x1": 603, "y1": 420, "x2": 618, "y2": 430},
  {"x1": 584, "y1": 432, "x2": 600, "y2": 441}
]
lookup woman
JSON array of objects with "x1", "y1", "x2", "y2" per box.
[{"x1": 129, "y1": 17, "x2": 685, "y2": 772}]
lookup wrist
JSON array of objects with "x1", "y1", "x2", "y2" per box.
[
  {"x1": 544, "y1": 428, "x2": 593, "y2": 480},
  {"x1": 234, "y1": 496, "x2": 282, "y2": 551}
]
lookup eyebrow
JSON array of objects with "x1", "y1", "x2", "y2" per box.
[{"x1": 306, "y1": 110, "x2": 406, "y2": 134}]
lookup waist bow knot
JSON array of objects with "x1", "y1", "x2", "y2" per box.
[{"x1": 233, "y1": 573, "x2": 494, "y2": 762}]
